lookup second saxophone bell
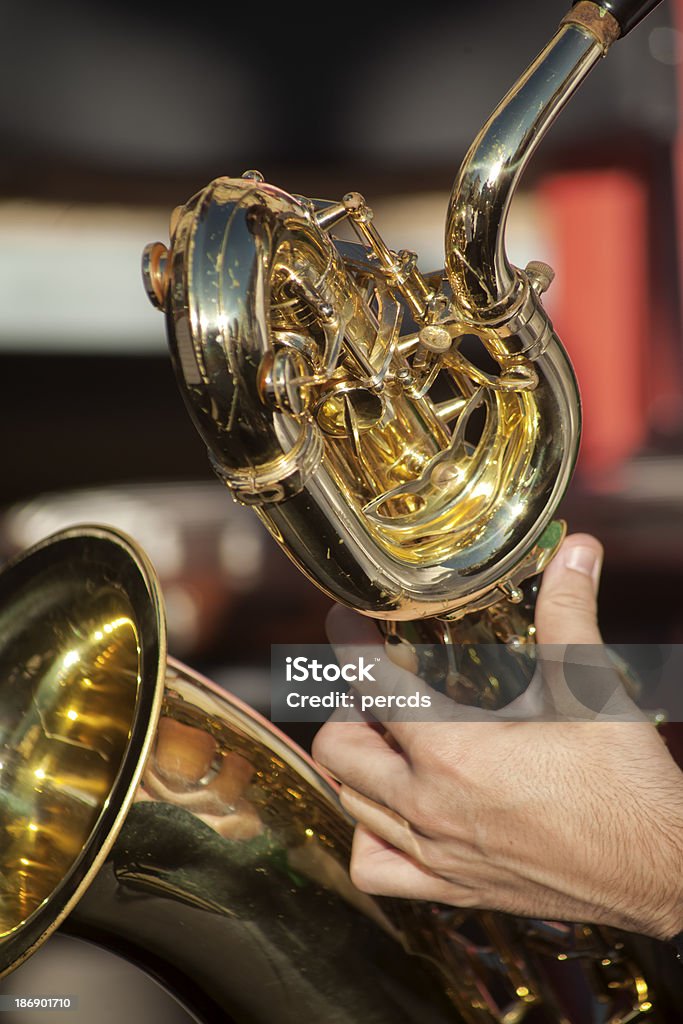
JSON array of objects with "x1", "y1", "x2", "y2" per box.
[{"x1": 0, "y1": 526, "x2": 460, "y2": 1022}]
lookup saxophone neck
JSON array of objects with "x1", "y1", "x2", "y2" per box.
[{"x1": 445, "y1": 1, "x2": 659, "y2": 322}]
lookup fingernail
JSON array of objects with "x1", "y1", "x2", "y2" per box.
[{"x1": 563, "y1": 545, "x2": 602, "y2": 591}]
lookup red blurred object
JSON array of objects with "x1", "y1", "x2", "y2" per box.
[{"x1": 538, "y1": 169, "x2": 649, "y2": 483}]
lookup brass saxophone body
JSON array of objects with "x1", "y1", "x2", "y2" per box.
[
  {"x1": 152, "y1": 174, "x2": 576, "y2": 628},
  {"x1": 142, "y1": 5, "x2": 651, "y2": 697},
  {"x1": 143, "y1": 8, "x2": 636, "y2": 704},
  {"x1": 146, "y1": 56, "x2": 586, "y2": 631}
]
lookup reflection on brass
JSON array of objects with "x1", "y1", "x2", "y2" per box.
[
  {"x1": 0, "y1": 529, "x2": 164, "y2": 970},
  {"x1": 0, "y1": 579, "x2": 138, "y2": 937},
  {"x1": 141, "y1": 241, "x2": 170, "y2": 311}
]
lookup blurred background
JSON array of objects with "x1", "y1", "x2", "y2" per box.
[{"x1": 1, "y1": 0, "x2": 683, "y2": 1018}]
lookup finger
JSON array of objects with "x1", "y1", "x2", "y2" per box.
[
  {"x1": 534, "y1": 535, "x2": 641, "y2": 718},
  {"x1": 535, "y1": 533, "x2": 603, "y2": 646},
  {"x1": 340, "y1": 786, "x2": 423, "y2": 860},
  {"x1": 348, "y1": 825, "x2": 453, "y2": 902},
  {"x1": 312, "y1": 718, "x2": 412, "y2": 809},
  {"x1": 535, "y1": 533, "x2": 603, "y2": 715}
]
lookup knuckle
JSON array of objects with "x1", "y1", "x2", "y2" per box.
[
  {"x1": 410, "y1": 730, "x2": 455, "y2": 772},
  {"x1": 420, "y1": 842, "x2": 449, "y2": 875},
  {"x1": 547, "y1": 590, "x2": 596, "y2": 618},
  {"x1": 310, "y1": 729, "x2": 328, "y2": 766},
  {"x1": 401, "y1": 790, "x2": 432, "y2": 833},
  {"x1": 311, "y1": 725, "x2": 338, "y2": 770}
]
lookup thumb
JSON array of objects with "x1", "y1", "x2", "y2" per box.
[{"x1": 535, "y1": 533, "x2": 604, "y2": 645}]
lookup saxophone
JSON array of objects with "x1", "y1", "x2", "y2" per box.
[
  {"x1": 143, "y1": 1, "x2": 662, "y2": 692},
  {"x1": 0, "y1": 2, "x2": 672, "y2": 1023}
]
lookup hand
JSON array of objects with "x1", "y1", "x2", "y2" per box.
[{"x1": 312, "y1": 534, "x2": 683, "y2": 939}]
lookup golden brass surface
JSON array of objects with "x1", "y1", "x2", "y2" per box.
[
  {"x1": 146, "y1": 168, "x2": 578, "y2": 625},
  {"x1": 142, "y1": 13, "x2": 645, "y2": 634},
  {"x1": 0, "y1": 527, "x2": 165, "y2": 976},
  {"x1": 0, "y1": 578, "x2": 138, "y2": 936}
]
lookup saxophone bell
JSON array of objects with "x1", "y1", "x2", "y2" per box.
[{"x1": 0, "y1": 526, "x2": 461, "y2": 1023}]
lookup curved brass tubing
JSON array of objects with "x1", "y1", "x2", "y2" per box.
[{"x1": 0, "y1": 526, "x2": 460, "y2": 1022}]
